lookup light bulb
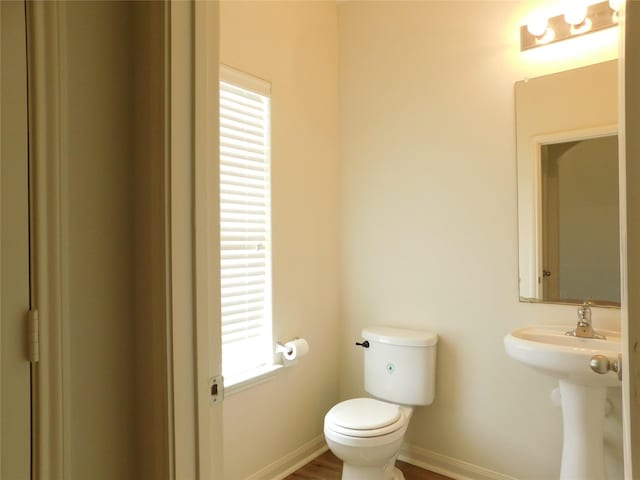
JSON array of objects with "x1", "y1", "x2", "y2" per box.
[
  {"x1": 527, "y1": 14, "x2": 549, "y2": 37},
  {"x1": 564, "y1": 3, "x2": 588, "y2": 25}
]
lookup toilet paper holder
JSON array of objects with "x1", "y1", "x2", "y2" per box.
[
  {"x1": 275, "y1": 342, "x2": 292, "y2": 355},
  {"x1": 275, "y1": 337, "x2": 309, "y2": 363},
  {"x1": 275, "y1": 339, "x2": 297, "y2": 355}
]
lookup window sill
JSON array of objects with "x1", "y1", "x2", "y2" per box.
[{"x1": 223, "y1": 364, "x2": 284, "y2": 397}]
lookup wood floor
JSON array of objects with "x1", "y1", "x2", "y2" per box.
[{"x1": 285, "y1": 450, "x2": 452, "y2": 480}]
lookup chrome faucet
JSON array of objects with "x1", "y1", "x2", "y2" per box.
[{"x1": 565, "y1": 301, "x2": 606, "y2": 339}]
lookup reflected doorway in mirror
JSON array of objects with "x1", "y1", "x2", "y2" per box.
[{"x1": 539, "y1": 134, "x2": 620, "y2": 304}]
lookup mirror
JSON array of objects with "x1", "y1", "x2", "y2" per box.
[{"x1": 515, "y1": 60, "x2": 620, "y2": 307}]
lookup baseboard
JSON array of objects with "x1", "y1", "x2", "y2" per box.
[
  {"x1": 243, "y1": 437, "x2": 517, "y2": 480},
  {"x1": 399, "y1": 443, "x2": 519, "y2": 480},
  {"x1": 244, "y1": 434, "x2": 328, "y2": 480}
]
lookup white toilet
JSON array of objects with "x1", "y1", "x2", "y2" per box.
[{"x1": 324, "y1": 326, "x2": 437, "y2": 480}]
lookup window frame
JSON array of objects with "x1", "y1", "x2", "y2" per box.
[{"x1": 219, "y1": 65, "x2": 281, "y2": 393}]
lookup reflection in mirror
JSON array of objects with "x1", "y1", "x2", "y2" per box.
[
  {"x1": 540, "y1": 136, "x2": 619, "y2": 304},
  {"x1": 515, "y1": 60, "x2": 620, "y2": 307}
]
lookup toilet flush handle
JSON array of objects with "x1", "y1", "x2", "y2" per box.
[{"x1": 355, "y1": 340, "x2": 370, "y2": 348}]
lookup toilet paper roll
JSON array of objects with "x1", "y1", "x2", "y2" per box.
[{"x1": 283, "y1": 338, "x2": 309, "y2": 361}]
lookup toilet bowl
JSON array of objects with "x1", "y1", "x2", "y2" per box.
[
  {"x1": 324, "y1": 398, "x2": 412, "y2": 480},
  {"x1": 324, "y1": 326, "x2": 437, "y2": 480}
]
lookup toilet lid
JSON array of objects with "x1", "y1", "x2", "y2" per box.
[{"x1": 326, "y1": 398, "x2": 402, "y2": 433}]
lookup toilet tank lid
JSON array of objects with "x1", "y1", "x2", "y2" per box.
[{"x1": 362, "y1": 326, "x2": 438, "y2": 347}]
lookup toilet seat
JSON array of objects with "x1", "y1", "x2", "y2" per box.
[{"x1": 324, "y1": 398, "x2": 408, "y2": 438}]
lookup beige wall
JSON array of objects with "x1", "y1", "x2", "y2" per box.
[
  {"x1": 220, "y1": 2, "x2": 340, "y2": 479},
  {"x1": 338, "y1": 2, "x2": 621, "y2": 479}
]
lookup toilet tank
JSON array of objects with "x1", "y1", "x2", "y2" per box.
[{"x1": 362, "y1": 326, "x2": 437, "y2": 406}]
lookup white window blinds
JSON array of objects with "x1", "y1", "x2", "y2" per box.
[{"x1": 219, "y1": 66, "x2": 273, "y2": 381}]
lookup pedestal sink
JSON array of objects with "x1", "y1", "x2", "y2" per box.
[{"x1": 504, "y1": 326, "x2": 621, "y2": 480}]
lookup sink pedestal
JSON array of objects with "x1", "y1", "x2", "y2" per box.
[
  {"x1": 558, "y1": 380, "x2": 606, "y2": 480},
  {"x1": 504, "y1": 325, "x2": 621, "y2": 480}
]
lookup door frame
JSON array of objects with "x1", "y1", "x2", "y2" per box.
[
  {"x1": 193, "y1": 1, "x2": 224, "y2": 477},
  {"x1": 26, "y1": 1, "x2": 223, "y2": 478},
  {"x1": 620, "y1": 1, "x2": 640, "y2": 477},
  {"x1": 169, "y1": 1, "x2": 223, "y2": 478}
]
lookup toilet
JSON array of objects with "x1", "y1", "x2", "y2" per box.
[{"x1": 324, "y1": 326, "x2": 437, "y2": 480}]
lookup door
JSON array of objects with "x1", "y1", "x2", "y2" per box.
[
  {"x1": 1, "y1": 1, "x2": 32, "y2": 479},
  {"x1": 622, "y1": 1, "x2": 640, "y2": 477}
]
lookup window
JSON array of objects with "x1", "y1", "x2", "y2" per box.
[{"x1": 219, "y1": 65, "x2": 273, "y2": 386}]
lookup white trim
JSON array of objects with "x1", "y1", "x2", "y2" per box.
[
  {"x1": 194, "y1": 1, "x2": 223, "y2": 478},
  {"x1": 220, "y1": 64, "x2": 271, "y2": 96},
  {"x1": 244, "y1": 435, "x2": 328, "y2": 480},
  {"x1": 169, "y1": 1, "x2": 222, "y2": 478},
  {"x1": 531, "y1": 124, "x2": 618, "y2": 147},
  {"x1": 224, "y1": 364, "x2": 283, "y2": 397},
  {"x1": 618, "y1": 2, "x2": 638, "y2": 478},
  {"x1": 399, "y1": 443, "x2": 520, "y2": 480}
]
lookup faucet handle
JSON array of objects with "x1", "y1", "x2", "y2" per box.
[{"x1": 578, "y1": 301, "x2": 592, "y2": 323}]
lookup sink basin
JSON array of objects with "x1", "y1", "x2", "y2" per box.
[
  {"x1": 504, "y1": 325, "x2": 621, "y2": 386},
  {"x1": 504, "y1": 325, "x2": 622, "y2": 480}
]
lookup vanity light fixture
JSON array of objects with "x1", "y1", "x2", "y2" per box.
[
  {"x1": 521, "y1": 0, "x2": 620, "y2": 51},
  {"x1": 609, "y1": 0, "x2": 622, "y2": 22},
  {"x1": 526, "y1": 14, "x2": 555, "y2": 45},
  {"x1": 527, "y1": 14, "x2": 549, "y2": 37},
  {"x1": 564, "y1": 3, "x2": 588, "y2": 27}
]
